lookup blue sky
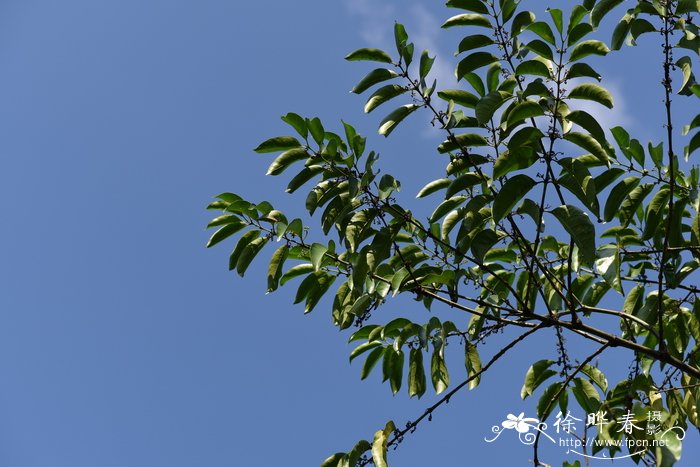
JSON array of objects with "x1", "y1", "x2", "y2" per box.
[{"x1": 0, "y1": 1, "x2": 698, "y2": 466}]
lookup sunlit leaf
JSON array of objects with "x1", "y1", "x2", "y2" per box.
[
  {"x1": 569, "y1": 40, "x2": 610, "y2": 62},
  {"x1": 364, "y1": 84, "x2": 407, "y2": 113},
  {"x1": 352, "y1": 68, "x2": 400, "y2": 94},
  {"x1": 378, "y1": 104, "x2": 419, "y2": 136},
  {"x1": 442, "y1": 13, "x2": 492, "y2": 29},
  {"x1": 345, "y1": 48, "x2": 393, "y2": 63},
  {"x1": 591, "y1": 0, "x2": 625, "y2": 28},
  {"x1": 521, "y1": 359, "x2": 557, "y2": 399},
  {"x1": 568, "y1": 83, "x2": 614, "y2": 108}
]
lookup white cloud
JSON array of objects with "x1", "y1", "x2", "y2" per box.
[
  {"x1": 345, "y1": 1, "x2": 457, "y2": 138},
  {"x1": 405, "y1": 4, "x2": 457, "y2": 89},
  {"x1": 344, "y1": 0, "x2": 396, "y2": 47},
  {"x1": 344, "y1": 1, "x2": 456, "y2": 88}
]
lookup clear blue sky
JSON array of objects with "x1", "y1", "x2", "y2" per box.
[{"x1": 0, "y1": 1, "x2": 697, "y2": 466}]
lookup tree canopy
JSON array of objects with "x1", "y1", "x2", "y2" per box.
[{"x1": 207, "y1": 0, "x2": 700, "y2": 465}]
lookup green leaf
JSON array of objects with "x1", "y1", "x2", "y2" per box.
[
  {"x1": 475, "y1": 91, "x2": 512, "y2": 124},
  {"x1": 391, "y1": 267, "x2": 409, "y2": 296},
  {"x1": 511, "y1": 11, "x2": 535, "y2": 37},
  {"x1": 350, "y1": 341, "x2": 382, "y2": 362},
  {"x1": 348, "y1": 326, "x2": 381, "y2": 344},
  {"x1": 557, "y1": 157, "x2": 600, "y2": 217},
  {"x1": 677, "y1": 56, "x2": 695, "y2": 95},
  {"x1": 584, "y1": 280, "x2": 610, "y2": 307},
  {"x1": 352, "y1": 68, "x2": 400, "y2": 94},
  {"x1": 281, "y1": 112, "x2": 308, "y2": 139},
  {"x1": 417, "y1": 178, "x2": 450, "y2": 198},
  {"x1": 493, "y1": 149, "x2": 538, "y2": 179},
  {"x1": 564, "y1": 132, "x2": 610, "y2": 165},
  {"x1": 569, "y1": 40, "x2": 610, "y2": 62},
  {"x1": 308, "y1": 117, "x2": 324, "y2": 145},
  {"x1": 310, "y1": 243, "x2": 328, "y2": 271},
  {"x1": 610, "y1": 15, "x2": 632, "y2": 50},
  {"x1": 419, "y1": 49, "x2": 435, "y2": 79},
  {"x1": 630, "y1": 18, "x2": 656, "y2": 41},
  {"x1": 364, "y1": 84, "x2": 407, "y2": 113},
  {"x1": 642, "y1": 187, "x2": 671, "y2": 239},
  {"x1": 619, "y1": 183, "x2": 654, "y2": 227},
  {"x1": 463, "y1": 72, "x2": 486, "y2": 96},
  {"x1": 361, "y1": 346, "x2": 385, "y2": 380},
  {"x1": 321, "y1": 453, "x2": 345, "y2": 467},
  {"x1": 603, "y1": 177, "x2": 639, "y2": 221},
  {"x1": 547, "y1": 8, "x2": 563, "y2": 33},
  {"x1": 506, "y1": 100, "x2": 545, "y2": 128},
  {"x1": 527, "y1": 22, "x2": 556, "y2": 45},
  {"x1": 230, "y1": 231, "x2": 266, "y2": 276},
  {"x1": 465, "y1": 343, "x2": 482, "y2": 389},
  {"x1": 371, "y1": 421, "x2": 395, "y2": 467},
  {"x1": 471, "y1": 229, "x2": 503, "y2": 263},
  {"x1": 678, "y1": 0, "x2": 700, "y2": 14},
  {"x1": 346, "y1": 210, "x2": 374, "y2": 253},
  {"x1": 383, "y1": 348, "x2": 404, "y2": 394},
  {"x1": 457, "y1": 34, "x2": 495, "y2": 54},
  {"x1": 567, "y1": 62, "x2": 601, "y2": 81},
  {"x1": 595, "y1": 245, "x2": 622, "y2": 293},
  {"x1": 500, "y1": 0, "x2": 518, "y2": 21},
  {"x1": 657, "y1": 427, "x2": 683, "y2": 467},
  {"x1": 525, "y1": 39, "x2": 554, "y2": 61},
  {"x1": 437, "y1": 133, "x2": 489, "y2": 153},
  {"x1": 378, "y1": 104, "x2": 419, "y2": 136},
  {"x1": 280, "y1": 263, "x2": 314, "y2": 286},
  {"x1": 431, "y1": 348, "x2": 449, "y2": 394},
  {"x1": 345, "y1": 48, "x2": 393, "y2": 63},
  {"x1": 568, "y1": 83, "x2": 614, "y2": 108},
  {"x1": 286, "y1": 166, "x2": 323, "y2": 194},
  {"x1": 430, "y1": 196, "x2": 467, "y2": 223},
  {"x1": 266, "y1": 147, "x2": 308, "y2": 176},
  {"x1": 456, "y1": 52, "x2": 500, "y2": 79},
  {"x1": 591, "y1": 0, "x2": 625, "y2": 28},
  {"x1": 567, "y1": 23, "x2": 593, "y2": 47},
  {"x1": 286, "y1": 218, "x2": 304, "y2": 238},
  {"x1": 346, "y1": 440, "x2": 372, "y2": 467},
  {"x1": 254, "y1": 136, "x2": 302, "y2": 153},
  {"x1": 437, "y1": 89, "x2": 479, "y2": 108},
  {"x1": 572, "y1": 377, "x2": 600, "y2": 413},
  {"x1": 446, "y1": 0, "x2": 489, "y2": 14},
  {"x1": 515, "y1": 60, "x2": 552, "y2": 78},
  {"x1": 565, "y1": 110, "x2": 607, "y2": 146},
  {"x1": 236, "y1": 236, "x2": 268, "y2": 277},
  {"x1": 622, "y1": 284, "x2": 644, "y2": 315},
  {"x1": 684, "y1": 114, "x2": 700, "y2": 136},
  {"x1": 521, "y1": 359, "x2": 557, "y2": 399},
  {"x1": 206, "y1": 221, "x2": 247, "y2": 248},
  {"x1": 408, "y1": 348, "x2": 427, "y2": 398},
  {"x1": 445, "y1": 172, "x2": 482, "y2": 198},
  {"x1": 568, "y1": 5, "x2": 588, "y2": 33},
  {"x1": 551, "y1": 205, "x2": 596, "y2": 267},
  {"x1": 687, "y1": 131, "x2": 700, "y2": 160},
  {"x1": 267, "y1": 245, "x2": 289, "y2": 293},
  {"x1": 509, "y1": 126, "x2": 545, "y2": 149},
  {"x1": 486, "y1": 62, "x2": 501, "y2": 93},
  {"x1": 442, "y1": 13, "x2": 492, "y2": 29},
  {"x1": 493, "y1": 174, "x2": 537, "y2": 224},
  {"x1": 206, "y1": 214, "x2": 240, "y2": 228},
  {"x1": 537, "y1": 382, "x2": 564, "y2": 419},
  {"x1": 581, "y1": 364, "x2": 608, "y2": 392}
]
